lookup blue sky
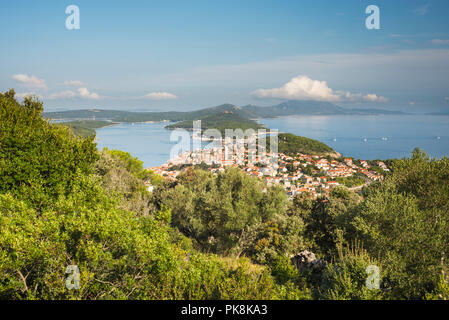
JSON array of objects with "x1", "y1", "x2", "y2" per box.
[{"x1": 1, "y1": 0, "x2": 449, "y2": 112}]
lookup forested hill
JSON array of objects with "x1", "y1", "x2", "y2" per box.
[
  {"x1": 43, "y1": 101, "x2": 405, "y2": 122},
  {"x1": 277, "y1": 133, "x2": 337, "y2": 156},
  {"x1": 164, "y1": 111, "x2": 265, "y2": 134},
  {"x1": 56, "y1": 120, "x2": 114, "y2": 138}
]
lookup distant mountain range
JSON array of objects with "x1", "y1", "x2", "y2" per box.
[
  {"x1": 46, "y1": 101, "x2": 408, "y2": 140},
  {"x1": 49, "y1": 100, "x2": 409, "y2": 157},
  {"x1": 44, "y1": 101, "x2": 405, "y2": 122},
  {"x1": 43, "y1": 100, "x2": 406, "y2": 123}
]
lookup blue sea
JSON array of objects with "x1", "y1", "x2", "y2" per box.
[{"x1": 95, "y1": 114, "x2": 449, "y2": 168}]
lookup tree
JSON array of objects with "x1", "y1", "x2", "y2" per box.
[
  {"x1": 0, "y1": 91, "x2": 98, "y2": 210},
  {"x1": 155, "y1": 167, "x2": 295, "y2": 262},
  {"x1": 318, "y1": 242, "x2": 383, "y2": 300},
  {"x1": 353, "y1": 149, "x2": 449, "y2": 299},
  {"x1": 304, "y1": 187, "x2": 361, "y2": 259},
  {"x1": 95, "y1": 148, "x2": 153, "y2": 216}
]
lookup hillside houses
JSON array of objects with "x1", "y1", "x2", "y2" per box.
[{"x1": 147, "y1": 145, "x2": 388, "y2": 199}]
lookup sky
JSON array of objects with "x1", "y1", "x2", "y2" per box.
[{"x1": 1, "y1": 0, "x2": 449, "y2": 112}]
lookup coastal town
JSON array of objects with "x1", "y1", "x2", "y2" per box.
[{"x1": 147, "y1": 139, "x2": 390, "y2": 199}]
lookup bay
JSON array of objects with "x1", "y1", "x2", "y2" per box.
[{"x1": 95, "y1": 114, "x2": 449, "y2": 168}]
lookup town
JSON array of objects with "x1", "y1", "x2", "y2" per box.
[{"x1": 147, "y1": 138, "x2": 389, "y2": 199}]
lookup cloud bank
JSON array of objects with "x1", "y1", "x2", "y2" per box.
[
  {"x1": 12, "y1": 74, "x2": 48, "y2": 90},
  {"x1": 48, "y1": 88, "x2": 100, "y2": 100}
]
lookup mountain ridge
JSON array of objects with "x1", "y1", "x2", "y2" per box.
[{"x1": 43, "y1": 100, "x2": 406, "y2": 122}]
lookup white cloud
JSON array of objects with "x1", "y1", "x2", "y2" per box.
[
  {"x1": 46, "y1": 88, "x2": 100, "y2": 100},
  {"x1": 362, "y1": 94, "x2": 389, "y2": 103},
  {"x1": 253, "y1": 75, "x2": 341, "y2": 102},
  {"x1": 48, "y1": 90, "x2": 77, "y2": 100},
  {"x1": 63, "y1": 80, "x2": 84, "y2": 87},
  {"x1": 78, "y1": 87, "x2": 100, "y2": 100},
  {"x1": 431, "y1": 39, "x2": 449, "y2": 45},
  {"x1": 409, "y1": 101, "x2": 415, "y2": 105},
  {"x1": 12, "y1": 74, "x2": 48, "y2": 90},
  {"x1": 252, "y1": 75, "x2": 388, "y2": 103},
  {"x1": 142, "y1": 92, "x2": 178, "y2": 100}
]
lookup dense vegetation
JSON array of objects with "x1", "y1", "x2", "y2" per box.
[
  {"x1": 335, "y1": 175, "x2": 366, "y2": 188},
  {"x1": 264, "y1": 133, "x2": 336, "y2": 156},
  {"x1": 0, "y1": 90, "x2": 293, "y2": 299},
  {"x1": 1, "y1": 90, "x2": 448, "y2": 300},
  {"x1": 152, "y1": 168, "x2": 304, "y2": 265}
]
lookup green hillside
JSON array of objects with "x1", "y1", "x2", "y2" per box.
[
  {"x1": 278, "y1": 133, "x2": 335, "y2": 155},
  {"x1": 263, "y1": 133, "x2": 336, "y2": 156},
  {"x1": 43, "y1": 104, "x2": 248, "y2": 123},
  {"x1": 165, "y1": 111, "x2": 265, "y2": 134},
  {"x1": 57, "y1": 120, "x2": 114, "y2": 138}
]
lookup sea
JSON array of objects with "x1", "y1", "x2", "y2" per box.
[{"x1": 95, "y1": 114, "x2": 449, "y2": 168}]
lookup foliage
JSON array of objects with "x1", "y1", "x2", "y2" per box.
[
  {"x1": 318, "y1": 242, "x2": 383, "y2": 300},
  {"x1": 57, "y1": 120, "x2": 113, "y2": 138},
  {"x1": 352, "y1": 149, "x2": 449, "y2": 299},
  {"x1": 95, "y1": 149, "x2": 153, "y2": 216},
  {"x1": 277, "y1": 133, "x2": 335, "y2": 156},
  {"x1": 0, "y1": 91, "x2": 298, "y2": 300},
  {"x1": 304, "y1": 187, "x2": 361, "y2": 259},
  {"x1": 0, "y1": 90, "x2": 98, "y2": 211},
  {"x1": 0, "y1": 180, "x2": 279, "y2": 299},
  {"x1": 154, "y1": 167, "x2": 306, "y2": 264},
  {"x1": 425, "y1": 274, "x2": 449, "y2": 300},
  {"x1": 335, "y1": 175, "x2": 365, "y2": 188}
]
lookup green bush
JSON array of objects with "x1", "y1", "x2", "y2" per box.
[
  {"x1": 353, "y1": 150, "x2": 449, "y2": 299},
  {"x1": 0, "y1": 90, "x2": 98, "y2": 210},
  {"x1": 318, "y1": 243, "x2": 383, "y2": 300}
]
